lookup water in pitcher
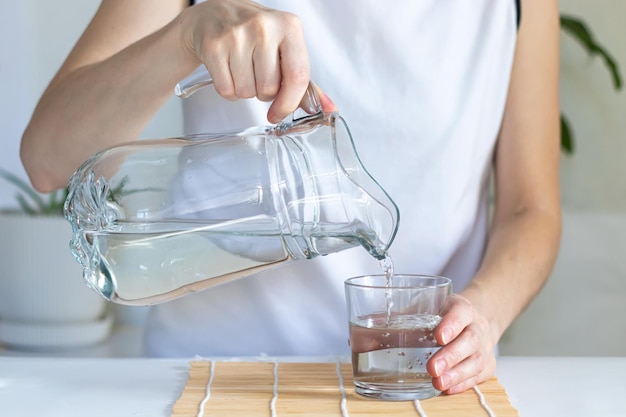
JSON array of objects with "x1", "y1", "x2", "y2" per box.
[
  {"x1": 85, "y1": 218, "x2": 387, "y2": 306},
  {"x1": 65, "y1": 106, "x2": 400, "y2": 306}
]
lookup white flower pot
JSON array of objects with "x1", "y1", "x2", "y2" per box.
[{"x1": 0, "y1": 214, "x2": 113, "y2": 350}]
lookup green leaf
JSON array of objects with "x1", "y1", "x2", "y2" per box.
[
  {"x1": 560, "y1": 15, "x2": 623, "y2": 91},
  {"x1": 560, "y1": 114, "x2": 574, "y2": 155},
  {"x1": 0, "y1": 168, "x2": 48, "y2": 211},
  {"x1": 15, "y1": 194, "x2": 37, "y2": 215},
  {"x1": 46, "y1": 188, "x2": 69, "y2": 215},
  {"x1": 0, "y1": 167, "x2": 68, "y2": 216}
]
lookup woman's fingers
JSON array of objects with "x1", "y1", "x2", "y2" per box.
[
  {"x1": 443, "y1": 352, "x2": 496, "y2": 394},
  {"x1": 429, "y1": 321, "x2": 494, "y2": 392},
  {"x1": 253, "y1": 45, "x2": 281, "y2": 102},
  {"x1": 426, "y1": 294, "x2": 496, "y2": 394},
  {"x1": 311, "y1": 82, "x2": 338, "y2": 113},
  {"x1": 186, "y1": 1, "x2": 313, "y2": 121},
  {"x1": 229, "y1": 45, "x2": 257, "y2": 99},
  {"x1": 267, "y1": 14, "x2": 310, "y2": 122},
  {"x1": 435, "y1": 294, "x2": 474, "y2": 346}
]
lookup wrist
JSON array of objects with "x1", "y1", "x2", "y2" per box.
[
  {"x1": 167, "y1": 8, "x2": 204, "y2": 75},
  {"x1": 458, "y1": 282, "x2": 507, "y2": 345}
]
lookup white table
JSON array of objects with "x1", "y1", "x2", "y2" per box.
[
  {"x1": 0, "y1": 356, "x2": 625, "y2": 416},
  {"x1": 496, "y1": 357, "x2": 626, "y2": 416}
]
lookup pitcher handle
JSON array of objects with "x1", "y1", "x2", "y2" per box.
[
  {"x1": 174, "y1": 65, "x2": 322, "y2": 117},
  {"x1": 174, "y1": 65, "x2": 215, "y2": 98}
]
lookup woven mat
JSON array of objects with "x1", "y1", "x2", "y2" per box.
[{"x1": 171, "y1": 361, "x2": 519, "y2": 417}]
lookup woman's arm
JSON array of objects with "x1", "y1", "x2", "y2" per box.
[
  {"x1": 20, "y1": 0, "x2": 311, "y2": 192},
  {"x1": 428, "y1": 0, "x2": 562, "y2": 394},
  {"x1": 21, "y1": 0, "x2": 189, "y2": 192},
  {"x1": 463, "y1": 0, "x2": 562, "y2": 347}
]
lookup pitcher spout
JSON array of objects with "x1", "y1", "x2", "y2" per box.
[
  {"x1": 330, "y1": 114, "x2": 399, "y2": 258},
  {"x1": 270, "y1": 112, "x2": 399, "y2": 260}
]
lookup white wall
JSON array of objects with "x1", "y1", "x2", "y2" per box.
[
  {"x1": 559, "y1": 0, "x2": 626, "y2": 211},
  {"x1": 0, "y1": 0, "x2": 183, "y2": 209},
  {"x1": 500, "y1": 211, "x2": 626, "y2": 356},
  {"x1": 0, "y1": 2, "x2": 38, "y2": 207}
]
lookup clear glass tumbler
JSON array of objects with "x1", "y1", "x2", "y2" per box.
[{"x1": 345, "y1": 274, "x2": 452, "y2": 401}]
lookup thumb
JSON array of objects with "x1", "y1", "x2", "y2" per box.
[{"x1": 312, "y1": 83, "x2": 338, "y2": 113}]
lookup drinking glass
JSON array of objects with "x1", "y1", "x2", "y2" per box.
[{"x1": 345, "y1": 274, "x2": 452, "y2": 400}]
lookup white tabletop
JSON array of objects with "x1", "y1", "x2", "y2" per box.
[
  {"x1": 0, "y1": 356, "x2": 625, "y2": 417},
  {"x1": 496, "y1": 356, "x2": 626, "y2": 417}
]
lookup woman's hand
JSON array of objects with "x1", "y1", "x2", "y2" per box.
[
  {"x1": 426, "y1": 294, "x2": 497, "y2": 394},
  {"x1": 21, "y1": 0, "x2": 337, "y2": 192},
  {"x1": 178, "y1": 0, "x2": 312, "y2": 123}
]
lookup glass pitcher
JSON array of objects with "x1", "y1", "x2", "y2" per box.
[{"x1": 64, "y1": 67, "x2": 399, "y2": 306}]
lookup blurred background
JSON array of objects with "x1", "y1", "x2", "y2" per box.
[{"x1": 0, "y1": 0, "x2": 624, "y2": 357}]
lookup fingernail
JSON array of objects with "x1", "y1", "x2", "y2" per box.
[
  {"x1": 441, "y1": 328, "x2": 453, "y2": 345},
  {"x1": 434, "y1": 359, "x2": 446, "y2": 376},
  {"x1": 439, "y1": 373, "x2": 450, "y2": 390}
]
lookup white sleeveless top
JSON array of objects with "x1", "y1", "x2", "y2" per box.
[{"x1": 143, "y1": 0, "x2": 518, "y2": 357}]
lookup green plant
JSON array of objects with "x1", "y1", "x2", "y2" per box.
[
  {"x1": 560, "y1": 14, "x2": 623, "y2": 154},
  {"x1": 0, "y1": 168, "x2": 68, "y2": 216},
  {"x1": 1, "y1": 168, "x2": 162, "y2": 217}
]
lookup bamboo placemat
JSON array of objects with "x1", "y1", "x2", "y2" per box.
[{"x1": 171, "y1": 361, "x2": 519, "y2": 417}]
